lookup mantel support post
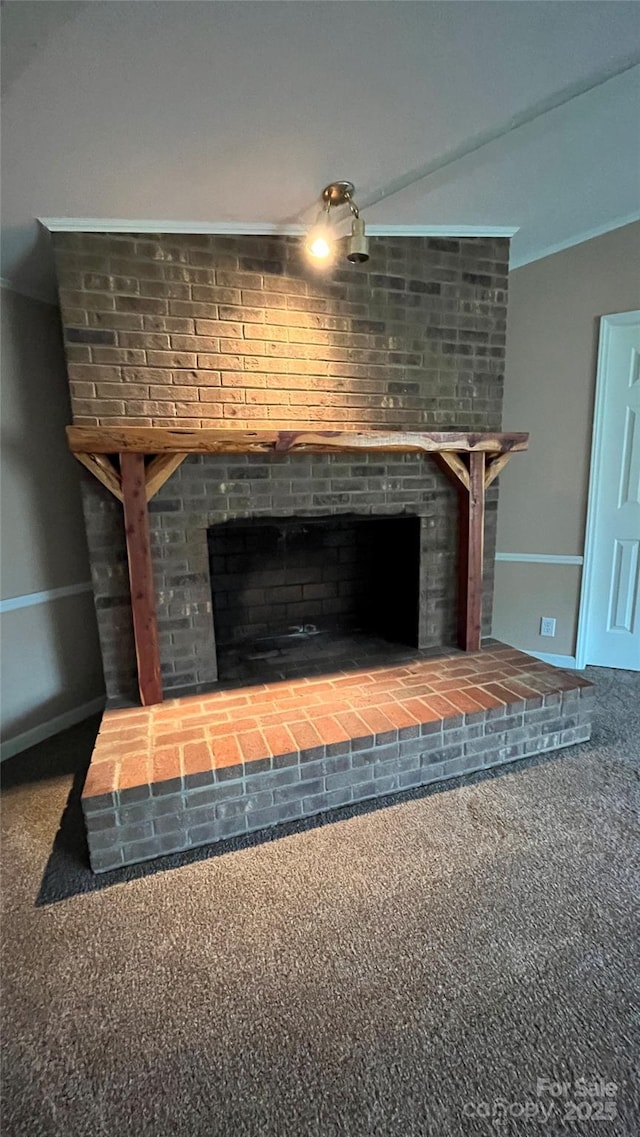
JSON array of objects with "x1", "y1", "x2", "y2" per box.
[
  {"x1": 458, "y1": 451, "x2": 485, "y2": 652},
  {"x1": 120, "y1": 452, "x2": 163, "y2": 706}
]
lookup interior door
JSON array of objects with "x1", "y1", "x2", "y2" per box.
[{"x1": 583, "y1": 313, "x2": 640, "y2": 670}]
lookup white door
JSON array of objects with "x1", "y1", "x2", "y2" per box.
[{"x1": 580, "y1": 313, "x2": 640, "y2": 670}]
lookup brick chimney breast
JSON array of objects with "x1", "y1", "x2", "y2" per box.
[{"x1": 53, "y1": 233, "x2": 508, "y2": 699}]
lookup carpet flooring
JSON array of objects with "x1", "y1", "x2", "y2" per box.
[{"x1": 1, "y1": 666, "x2": 639, "y2": 1136}]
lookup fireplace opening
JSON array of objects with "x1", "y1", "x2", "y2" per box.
[{"x1": 207, "y1": 514, "x2": 421, "y2": 683}]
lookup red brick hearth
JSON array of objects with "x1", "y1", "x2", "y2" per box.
[{"x1": 83, "y1": 642, "x2": 593, "y2": 871}]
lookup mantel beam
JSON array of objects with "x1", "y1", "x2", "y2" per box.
[{"x1": 67, "y1": 426, "x2": 529, "y2": 457}]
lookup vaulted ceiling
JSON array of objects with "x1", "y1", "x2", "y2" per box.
[{"x1": 1, "y1": 0, "x2": 639, "y2": 301}]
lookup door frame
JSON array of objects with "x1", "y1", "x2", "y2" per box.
[{"x1": 575, "y1": 310, "x2": 640, "y2": 670}]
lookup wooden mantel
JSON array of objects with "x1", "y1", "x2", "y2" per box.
[
  {"x1": 67, "y1": 427, "x2": 529, "y2": 706},
  {"x1": 67, "y1": 425, "x2": 529, "y2": 457}
]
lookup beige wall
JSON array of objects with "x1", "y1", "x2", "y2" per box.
[
  {"x1": 493, "y1": 221, "x2": 640, "y2": 658},
  {"x1": 493, "y1": 562, "x2": 582, "y2": 658},
  {"x1": 0, "y1": 287, "x2": 104, "y2": 754}
]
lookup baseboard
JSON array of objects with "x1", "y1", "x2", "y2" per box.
[
  {"x1": 0, "y1": 696, "x2": 106, "y2": 762},
  {"x1": 525, "y1": 650, "x2": 578, "y2": 670}
]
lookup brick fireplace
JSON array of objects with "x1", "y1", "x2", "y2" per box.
[
  {"x1": 54, "y1": 231, "x2": 507, "y2": 701},
  {"x1": 51, "y1": 231, "x2": 592, "y2": 871}
]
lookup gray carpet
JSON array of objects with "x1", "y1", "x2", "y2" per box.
[{"x1": 1, "y1": 667, "x2": 639, "y2": 1136}]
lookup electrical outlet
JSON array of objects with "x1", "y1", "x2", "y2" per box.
[{"x1": 540, "y1": 616, "x2": 556, "y2": 637}]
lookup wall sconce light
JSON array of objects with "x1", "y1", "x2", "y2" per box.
[{"x1": 305, "y1": 181, "x2": 369, "y2": 265}]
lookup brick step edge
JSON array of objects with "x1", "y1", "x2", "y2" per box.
[{"x1": 85, "y1": 710, "x2": 592, "y2": 872}]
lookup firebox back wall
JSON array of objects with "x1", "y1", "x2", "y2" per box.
[{"x1": 53, "y1": 233, "x2": 508, "y2": 700}]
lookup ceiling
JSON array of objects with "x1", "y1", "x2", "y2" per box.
[{"x1": 1, "y1": 0, "x2": 639, "y2": 303}]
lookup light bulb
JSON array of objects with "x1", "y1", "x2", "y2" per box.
[
  {"x1": 308, "y1": 235, "x2": 331, "y2": 259},
  {"x1": 305, "y1": 208, "x2": 333, "y2": 262}
]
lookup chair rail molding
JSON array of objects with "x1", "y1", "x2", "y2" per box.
[
  {"x1": 495, "y1": 552, "x2": 584, "y2": 565},
  {"x1": 0, "y1": 581, "x2": 93, "y2": 614}
]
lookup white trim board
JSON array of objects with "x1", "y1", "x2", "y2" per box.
[
  {"x1": 0, "y1": 581, "x2": 93, "y2": 615},
  {"x1": 525, "y1": 650, "x2": 579, "y2": 670},
  {"x1": 495, "y1": 552, "x2": 584, "y2": 565},
  {"x1": 36, "y1": 216, "x2": 640, "y2": 269},
  {"x1": 510, "y1": 212, "x2": 640, "y2": 270},
  {"x1": 38, "y1": 218, "x2": 518, "y2": 238},
  {"x1": 575, "y1": 310, "x2": 640, "y2": 671},
  {"x1": 0, "y1": 696, "x2": 105, "y2": 762}
]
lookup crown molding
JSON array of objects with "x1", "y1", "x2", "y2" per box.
[
  {"x1": 369, "y1": 225, "x2": 518, "y2": 237},
  {"x1": 509, "y1": 211, "x2": 640, "y2": 269},
  {"x1": 38, "y1": 217, "x2": 518, "y2": 238}
]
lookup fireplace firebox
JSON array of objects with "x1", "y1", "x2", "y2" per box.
[{"x1": 208, "y1": 514, "x2": 421, "y2": 682}]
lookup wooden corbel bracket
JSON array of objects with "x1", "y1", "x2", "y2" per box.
[
  {"x1": 484, "y1": 450, "x2": 516, "y2": 489},
  {"x1": 71, "y1": 450, "x2": 188, "y2": 502},
  {"x1": 432, "y1": 450, "x2": 516, "y2": 493}
]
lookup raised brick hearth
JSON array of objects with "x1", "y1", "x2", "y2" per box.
[
  {"x1": 51, "y1": 231, "x2": 581, "y2": 877},
  {"x1": 83, "y1": 642, "x2": 593, "y2": 872}
]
